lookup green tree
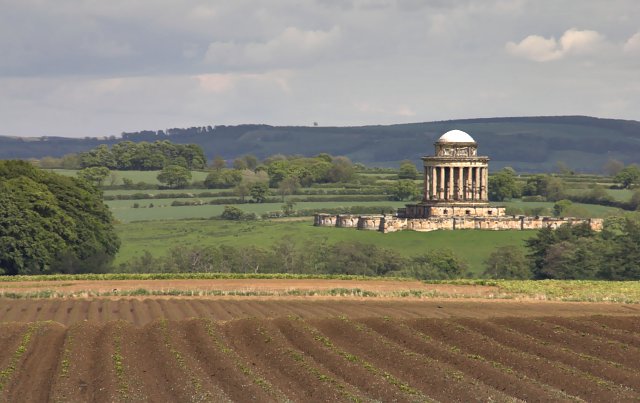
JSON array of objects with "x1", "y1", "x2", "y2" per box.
[
  {"x1": 398, "y1": 160, "x2": 419, "y2": 180},
  {"x1": 232, "y1": 158, "x2": 248, "y2": 170},
  {"x1": 204, "y1": 169, "x2": 242, "y2": 189},
  {"x1": 544, "y1": 177, "x2": 566, "y2": 202},
  {"x1": 77, "y1": 166, "x2": 111, "y2": 187},
  {"x1": 630, "y1": 190, "x2": 640, "y2": 211},
  {"x1": 389, "y1": 179, "x2": 419, "y2": 201},
  {"x1": 613, "y1": 165, "x2": 640, "y2": 189},
  {"x1": 395, "y1": 249, "x2": 468, "y2": 280},
  {"x1": 157, "y1": 165, "x2": 191, "y2": 188},
  {"x1": 277, "y1": 176, "x2": 300, "y2": 202},
  {"x1": 0, "y1": 161, "x2": 119, "y2": 275},
  {"x1": 488, "y1": 168, "x2": 520, "y2": 201},
  {"x1": 327, "y1": 156, "x2": 355, "y2": 182},
  {"x1": 242, "y1": 154, "x2": 259, "y2": 170},
  {"x1": 220, "y1": 206, "x2": 245, "y2": 220},
  {"x1": 250, "y1": 182, "x2": 269, "y2": 203},
  {"x1": 553, "y1": 199, "x2": 573, "y2": 217},
  {"x1": 211, "y1": 156, "x2": 226, "y2": 170},
  {"x1": 483, "y1": 245, "x2": 531, "y2": 279}
]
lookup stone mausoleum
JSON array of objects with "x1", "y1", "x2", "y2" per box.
[{"x1": 314, "y1": 129, "x2": 603, "y2": 233}]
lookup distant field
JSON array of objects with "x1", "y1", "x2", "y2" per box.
[
  {"x1": 49, "y1": 169, "x2": 210, "y2": 185},
  {"x1": 102, "y1": 188, "x2": 230, "y2": 196},
  {"x1": 114, "y1": 219, "x2": 534, "y2": 275},
  {"x1": 500, "y1": 200, "x2": 622, "y2": 217},
  {"x1": 108, "y1": 201, "x2": 404, "y2": 222}
]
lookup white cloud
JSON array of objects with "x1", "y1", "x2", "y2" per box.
[
  {"x1": 559, "y1": 28, "x2": 605, "y2": 55},
  {"x1": 506, "y1": 28, "x2": 604, "y2": 62},
  {"x1": 505, "y1": 34, "x2": 563, "y2": 62},
  {"x1": 204, "y1": 26, "x2": 341, "y2": 69},
  {"x1": 623, "y1": 32, "x2": 640, "y2": 53}
]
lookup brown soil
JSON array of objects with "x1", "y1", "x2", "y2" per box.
[
  {"x1": 1, "y1": 296, "x2": 639, "y2": 402},
  {"x1": 0, "y1": 278, "x2": 496, "y2": 295},
  {"x1": 1, "y1": 298, "x2": 637, "y2": 327}
]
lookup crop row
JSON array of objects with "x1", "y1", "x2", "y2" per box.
[{"x1": 1, "y1": 315, "x2": 639, "y2": 402}]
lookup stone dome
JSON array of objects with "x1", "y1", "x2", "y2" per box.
[{"x1": 437, "y1": 129, "x2": 476, "y2": 143}]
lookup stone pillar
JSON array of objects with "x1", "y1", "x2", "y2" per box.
[
  {"x1": 464, "y1": 167, "x2": 470, "y2": 200},
  {"x1": 457, "y1": 166, "x2": 463, "y2": 200},
  {"x1": 483, "y1": 167, "x2": 489, "y2": 201},
  {"x1": 446, "y1": 167, "x2": 452, "y2": 200},
  {"x1": 429, "y1": 167, "x2": 436, "y2": 197},
  {"x1": 473, "y1": 167, "x2": 479, "y2": 201},
  {"x1": 423, "y1": 166, "x2": 429, "y2": 201},
  {"x1": 438, "y1": 167, "x2": 444, "y2": 200}
]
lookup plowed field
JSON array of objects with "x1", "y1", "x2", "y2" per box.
[{"x1": 1, "y1": 294, "x2": 639, "y2": 402}]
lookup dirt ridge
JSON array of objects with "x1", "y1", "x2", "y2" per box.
[{"x1": 1, "y1": 313, "x2": 640, "y2": 402}]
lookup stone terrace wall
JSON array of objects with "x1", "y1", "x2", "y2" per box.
[{"x1": 314, "y1": 214, "x2": 603, "y2": 233}]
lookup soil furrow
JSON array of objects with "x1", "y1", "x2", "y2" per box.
[
  {"x1": 455, "y1": 317, "x2": 640, "y2": 392},
  {"x1": 221, "y1": 317, "x2": 366, "y2": 402},
  {"x1": 311, "y1": 316, "x2": 516, "y2": 402},
  {"x1": 410, "y1": 318, "x2": 638, "y2": 401},
  {"x1": 494, "y1": 317, "x2": 640, "y2": 371},
  {"x1": 274, "y1": 316, "x2": 410, "y2": 402},
  {"x1": 358, "y1": 317, "x2": 570, "y2": 402},
  {"x1": 4, "y1": 322, "x2": 66, "y2": 402},
  {"x1": 179, "y1": 318, "x2": 281, "y2": 401},
  {"x1": 0, "y1": 323, "x2": 28, "y2": 371},
  {"x1": 540, "y1": 316, "x2": 640, "y2": 348}
]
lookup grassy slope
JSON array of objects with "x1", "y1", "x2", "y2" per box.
[{"x1": 114, "y1": 219, "x2": 534, "y2": 276}]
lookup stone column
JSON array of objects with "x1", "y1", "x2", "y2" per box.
[
  {"x1": 438, "y1": 167, "x2": 443, "y2": 200},
  {"x1": 473, "y1": 167, "x2": 479, "y2": 201},
  {"x1": 430, "y1": 167, "x2": 435, "y2": 200},
  {"x1": 483, "y1": 167, "x2": 489, "y2": 201},
  {"x1": 457, "y1": 166, "x2": 463, "y2": 200},
  {"x1": 423, "y1": 166, "x2": 429, "y2": 201},
  {"x1": 463, "y1": 167, "x2": 469, "y2": 200},
  {"x1": 445, "y1": 167, "x2": 451, "y2": 200}
]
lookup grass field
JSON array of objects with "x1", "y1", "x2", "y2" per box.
[
  {"x1": 50, "y1": 169, "x2": 210, "y2": 185},
  {"x1": 108, "y1": 201, "x2": 404, "y2": 222},
  {"x1": 114, "y1": 219, "x2": 534, "y2": 275},
  {"x1": 500, "y1": 200, "x2": 622, "y2": 217}
]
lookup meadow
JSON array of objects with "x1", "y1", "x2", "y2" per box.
[
  {"x1": 114, "y1": 219, "x2": 534, "y2": 275},
  {"x1": 50, "y1": 169, "x2": 210, "y2": 185},
  {"x1": 48, "y1": 167, "x2": 633, "y2": 277}
]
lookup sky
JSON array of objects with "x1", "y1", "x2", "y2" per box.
[{"x1": 0, "y1": 0, "x2": 639, "y2": 138}]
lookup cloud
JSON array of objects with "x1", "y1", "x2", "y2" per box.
[
  {"x1": 623, "y1": 32, "x2": 640, "y2": 53},
  {"x1": 506, "y1": 28, "x2": 604, "y2": 62},
  {"x1": 195, "y1": 71, "x2": 293, "y2": 94},
  {"x1": 204, "y1": 26, "x2": 341, "y2": 69}
]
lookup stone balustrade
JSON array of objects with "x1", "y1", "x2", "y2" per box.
[{"x1": 314, "y1": 213, "x2": 603, "y2": 233}]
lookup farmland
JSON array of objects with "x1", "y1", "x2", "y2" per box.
[
  {"x1": 114, "y1": 219, "x2": 535, "y2": 274},
  {"x1": 0, "y1": 279, "x2": 639, "y2": 402}
]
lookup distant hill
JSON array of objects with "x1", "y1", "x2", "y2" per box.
[{"x1": 2, "y1": 116, "x2": 640, "y2": 173}]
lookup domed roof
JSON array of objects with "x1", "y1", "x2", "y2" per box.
[{"x1": 437, "y1": 129, "x2": 476, "y2": 143}]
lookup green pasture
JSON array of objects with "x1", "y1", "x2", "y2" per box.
[
  {"x1": 114, "y1": 219, "x2": 534, "y2": 276},
  {"x1": 50, "y1": 169, "x2": 210, "y2": 185},
  {"x1": 499, "y1": 200, "x2": 622, "y2": 217},
  {"x1": 102, "y1": 188, "x2": 230, "y2": 196},
  {"x1": 108, "y1": 200, "x2": 405, "y2": 222},
  {"x1": 565, "y1": 188, "x2": 633, "y2": 202}
]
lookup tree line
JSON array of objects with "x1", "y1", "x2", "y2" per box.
[
  {"x1": 79, "y1": 141, "x2": 207, "y2": 170},
  {"x1": 485, "y1": 217, "x2": 640, "y2": 280}
]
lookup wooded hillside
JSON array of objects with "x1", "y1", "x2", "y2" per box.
[{"x1": 2, "y1": 116, "x2": 640, "y2": 173}]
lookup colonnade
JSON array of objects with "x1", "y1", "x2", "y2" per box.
[{"x1": 423, "y1": 165, "x2": 488, "y2": 202}]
